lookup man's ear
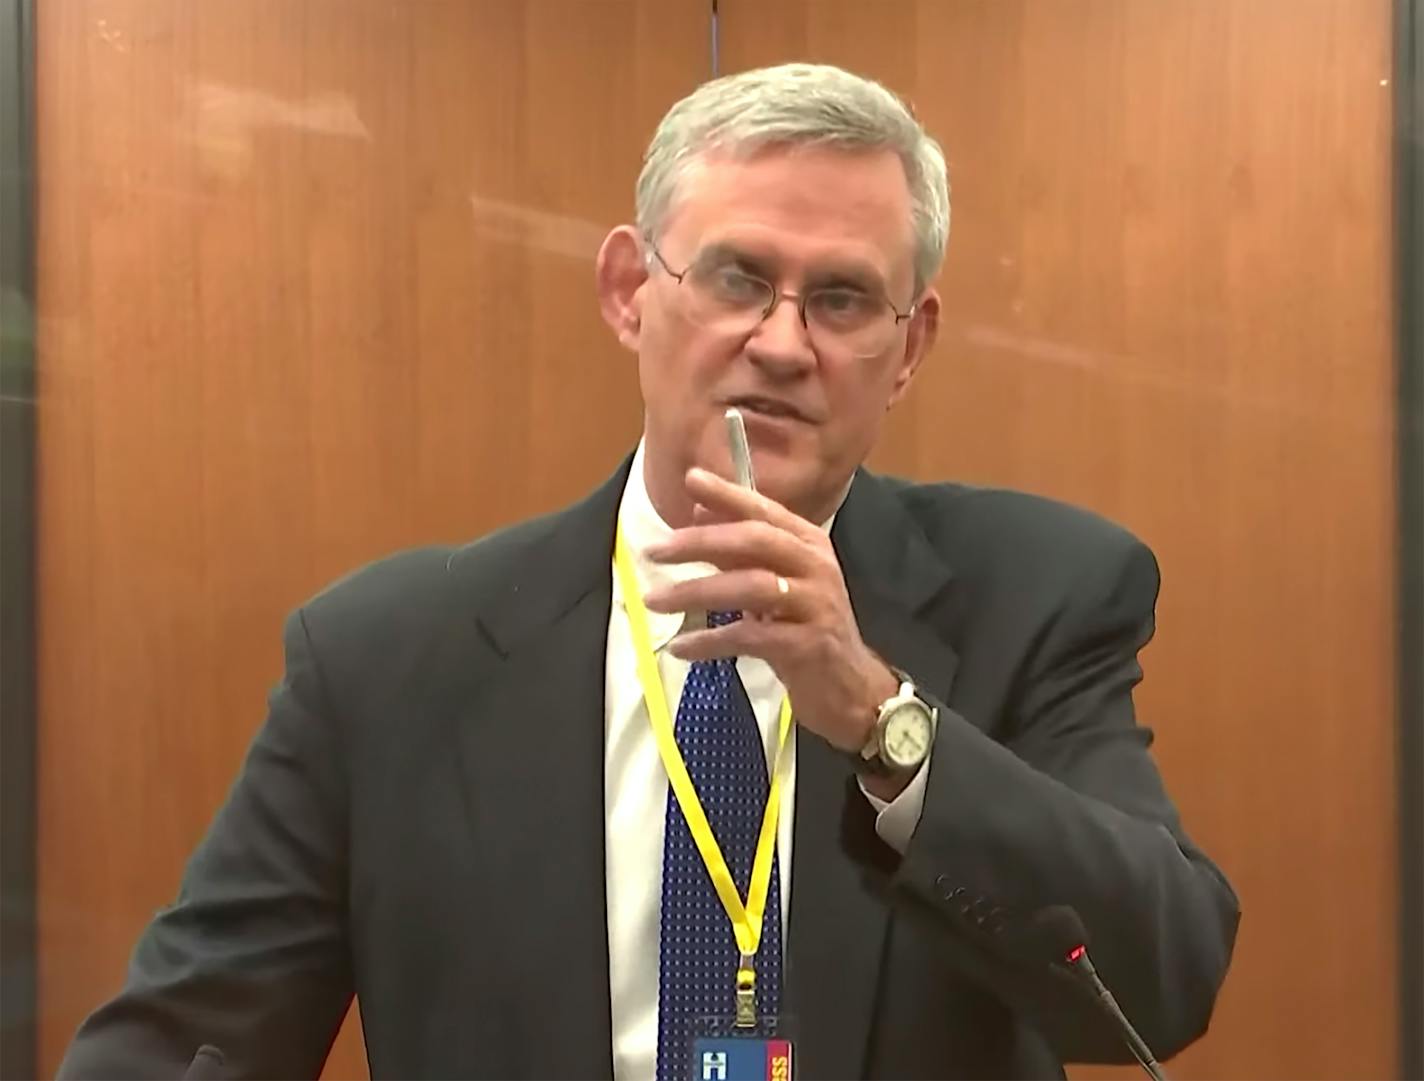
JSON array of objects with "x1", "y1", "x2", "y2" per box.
[
  {"x1": 887, "y1": 287, "x2": 941, "y2": 408},
  {"x1": 596, "y1": 225, "x2": 648, "y2": 352}
]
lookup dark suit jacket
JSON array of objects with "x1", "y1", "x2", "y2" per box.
[{"x1": 59, "y1": 458, "x2": 1239, "y2": 1080}]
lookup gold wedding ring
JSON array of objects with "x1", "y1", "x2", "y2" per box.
[{"x1": 773, "y1": 575, "x2": 791, "y2": 618}]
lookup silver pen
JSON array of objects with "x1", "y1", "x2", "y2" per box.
[{"x1": 724, "y1": 408, "x2": 757, "y2": 492}]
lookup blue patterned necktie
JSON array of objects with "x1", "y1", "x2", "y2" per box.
[{"x1": 655, "y1": 610, "x2": 783, "y2": 1081}]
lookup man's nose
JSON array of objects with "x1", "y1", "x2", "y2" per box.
[{"x1": 745, "y1": 294, "x2": 816, "y2": 373}]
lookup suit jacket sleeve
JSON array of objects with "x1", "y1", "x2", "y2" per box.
[
  {"x1": 890, "y1": 538, "x2": 1240, "y2": 1064},
  {"x1": 57, "y1": 609, "x2": 353, "y2": 1080}
]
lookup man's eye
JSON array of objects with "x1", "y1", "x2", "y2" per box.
[
  {"x1": 705, "y1": 267, "x2": 768, "y2": 305},
  {"x1": 810, "y1": 289, "x2": 877, "y2": 323}
]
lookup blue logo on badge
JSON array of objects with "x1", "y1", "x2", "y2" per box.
[{"x1": 701, "y1": 1049, "x2": 728, "y2": 1080}]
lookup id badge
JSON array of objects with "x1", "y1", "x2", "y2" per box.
[{"x1": 688, "y1": 1015, "x2": 796, "y2": 1081}]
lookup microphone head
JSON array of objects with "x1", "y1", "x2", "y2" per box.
[{"x1": 1005, "y1": 904, "x2": 1091, "y2": 968}]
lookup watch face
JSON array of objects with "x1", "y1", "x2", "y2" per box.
[{"x1": 882, "y1": 704, "x2": 933, "y2": 769}]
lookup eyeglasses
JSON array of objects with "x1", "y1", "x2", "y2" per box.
[{"x1": 645, "y1": 242, "x2": 916, "y2": 359}]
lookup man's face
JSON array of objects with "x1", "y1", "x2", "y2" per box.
[{"x1": 602, "y1": 145, "x2": 940, "y2": 524}]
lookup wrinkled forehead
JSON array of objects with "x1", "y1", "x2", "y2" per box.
[{"x1": 661, "y1": 145, "x2": 918, "y2": 292}]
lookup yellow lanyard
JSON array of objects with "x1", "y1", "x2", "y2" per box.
[{"x1": 613, "y1": 524, "x2": 793, "y2": 1020}]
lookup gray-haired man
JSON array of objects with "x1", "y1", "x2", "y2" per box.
[{"x1": 61, "y1": 63, "x2": 1237, "y2": 1081}]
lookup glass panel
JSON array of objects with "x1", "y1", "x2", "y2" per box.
[
  {"x1": 717, "y1": 3, "x2": 1400, "y2": 1078},
  {"x1": 25, "y1": 2, "x2": 1412, "y2": 1079},
  {"x1": 33, "y1": 3, "x2": 706, "y2": 1077}
]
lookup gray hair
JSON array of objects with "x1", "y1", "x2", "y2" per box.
[{"x1": 635, "y1": 63, "x2": 950, "y2": 290}]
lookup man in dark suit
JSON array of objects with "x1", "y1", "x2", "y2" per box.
[{"x1": 60, "y1": 62, "x2": 1238, "y2": 1080}]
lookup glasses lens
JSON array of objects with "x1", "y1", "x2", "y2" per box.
[
  {"x1": 680, "y1": 262, "x2": 773, "y2": 333},
  {"x1": 804, "y1": 291, "x2": 898, "y2": 358}
]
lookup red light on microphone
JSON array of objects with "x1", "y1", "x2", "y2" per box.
[{"x1": 1066, "y1": 944, "x2": 1087, "y2": 964}]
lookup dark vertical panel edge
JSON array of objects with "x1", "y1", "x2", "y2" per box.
[
  {"x1": 1399, "y1": 1, "x2": 1424, "y2": 1079},
  {"x1": 710, "y1": 0, "x2": 719, "y2": 77},
  {"x1": 0, "y1": 0, "x2": 37, "y2": 1077}
]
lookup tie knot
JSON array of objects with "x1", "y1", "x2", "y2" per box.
[{"x1": 707, "y1": 609, "x2": 742, "y2": 629}]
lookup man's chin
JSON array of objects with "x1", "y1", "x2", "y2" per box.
[{"x1": 755, "y1": 468, "x2": 826, "y2": 522}]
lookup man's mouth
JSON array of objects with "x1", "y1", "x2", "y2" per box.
[{"x1": 726, "y1": 396, "x2": 809, "y2": 422}]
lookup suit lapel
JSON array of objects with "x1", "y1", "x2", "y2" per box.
[
  {"x1": 787, "y1": 469, "x2": 960, "y2": 1078},
  {"x1": 450, "y1": 462, "x2": 630, "y2": 1078}
]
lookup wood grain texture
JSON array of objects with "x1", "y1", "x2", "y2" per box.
[
  {"x1": 33, "y1": 2, "x2": 707, "y2": 1077},
  {"x1": 718, "y1": 2, "x2": 1398, "y2": 1078},
  {"x1": 35, "y1": 1, "x2": 1399, "y2": 1078}
]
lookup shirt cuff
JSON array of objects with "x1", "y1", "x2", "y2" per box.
[{"x1": 858, "y1": 752, "x2": 932, "y2": 854}]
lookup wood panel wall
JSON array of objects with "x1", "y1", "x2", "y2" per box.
[
  {"x1": 33, "y1": 2, "x2": 706, "y2": 1077},
  {"x1": 34, "y1": 1, "x2": 1398, "y2": 1079},
  {"x1": 719, "y1": 2, "x2": 1398, "y2": 1078}
]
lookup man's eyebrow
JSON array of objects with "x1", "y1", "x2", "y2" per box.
[
  {"x1": 696, "y1": 242, "x2": 770, "y2": 271},
  {"x1": 697, "y1": 242, "x2": 886, "y2": 291},
  {"x1": 805, "y1": 264, "x2": 884, "y2": 292}
]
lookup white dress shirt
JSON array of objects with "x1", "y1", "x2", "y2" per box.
[{"x1": 604, "y1": 441, "x2": 931, "y2": 1080}]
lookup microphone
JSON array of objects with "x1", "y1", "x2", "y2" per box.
[
  {"x1": 181, "y1": 1045, "x2": 226, "y2": 1080},
  {"x1": 1025, "y1": 906, "x2": 1168, "y2": 1081}
]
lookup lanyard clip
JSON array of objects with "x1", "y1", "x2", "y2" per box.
[{"x1": 734, "y1": 954, "x2": 757, "y2": 1028}]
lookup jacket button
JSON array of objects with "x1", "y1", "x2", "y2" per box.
[{"x1": 935, "y1": 874, "x2": 954, "y2": 900}]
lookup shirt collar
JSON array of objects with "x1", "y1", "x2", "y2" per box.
[{"x1": 613, "y1": 438, "x2": 844, "y2": 653}]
